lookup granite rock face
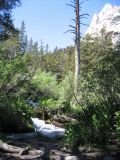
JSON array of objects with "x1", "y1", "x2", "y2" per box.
[{"x1": 85, "y1": 3, "x2": 120, "y2": 44}]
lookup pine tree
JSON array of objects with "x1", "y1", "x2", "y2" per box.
[
  {"x1": 19, "y1": 21, "x2": 26, "y2": 54},
  {"x1": 24, "y1": 34, "x2": 28, "y2": 53},
  {"x1": 81, "y1": 35, "x2": 95, "y2": 77},
  {"x1": 28, "y1": 38, "x2": 33, "y2": 53}
]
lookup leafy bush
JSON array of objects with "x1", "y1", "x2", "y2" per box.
[
  {"x1": 40, "y1": 98, "x2": 59, "y2": 109},
  {"x1": 68, "y1": 75, "x2": 118, "y2": 145},
  {"x1": 32, "y1": 69, "x2": 58, "y2": 98},
  {"x1": 32, "y1": 70, "x2": 74, "y2": 111},
  {"x1": 65, "y1": 123, "x2": 95, "y2": 148}
]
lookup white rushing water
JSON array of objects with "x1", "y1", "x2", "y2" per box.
[{"x1": 31, "y1": 118, "x2": 65, "y2": 138}]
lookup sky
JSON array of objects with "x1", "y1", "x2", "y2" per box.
[{"x1": 12, "y1": 0, "x2": 120, "y2": 51}]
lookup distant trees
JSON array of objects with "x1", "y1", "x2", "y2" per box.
[{"x1": 19, "y1": 21, "x2": 41, "y2": 55}]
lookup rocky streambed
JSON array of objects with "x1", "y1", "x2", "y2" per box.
[
  {"x1": 0, "y1": 116, "x2": 120, "y2": 160},
  {"x1": 0, "y1": 137, "x2": 120, "y2": 160}
]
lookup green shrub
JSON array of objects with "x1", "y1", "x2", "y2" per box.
[
  {"x1": 40, "y1": 98, "x2": 59, "y2": 109},
  {"x1": 32, "y1": 69, "x2": 58, "y2": 98},
  {"x1": 32, "y1": 70, "x2": 74, "y2": 112},
  {"x1": 65, "y1": 123, "x2": 95, "y2": 148},
  {"x1": 67, "y1": 71, "x2": 119, "y2": 146}
]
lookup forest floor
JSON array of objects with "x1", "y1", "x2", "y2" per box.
[{"x1": 0, "y1": 135, "x2": 120, "y2": 160}]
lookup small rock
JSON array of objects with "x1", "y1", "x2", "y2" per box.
[{"x1": 65, "y1": 156, "x2": 79, "y2": 160}]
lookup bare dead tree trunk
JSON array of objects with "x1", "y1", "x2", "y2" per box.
[
  {"x1": 66, "y1": 0, "x2": 88, "y2": 95},
  {"x1": 74, "y1": 0, "x2": 80, "y2": 93}
]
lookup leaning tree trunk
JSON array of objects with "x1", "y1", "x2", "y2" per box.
[{"x1": 74, "y1": 0, "x2": 80, "y2": 93}]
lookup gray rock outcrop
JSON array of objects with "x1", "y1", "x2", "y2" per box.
[{"x1": 85, "y1": 3, "x2": 120, "y2": 44}]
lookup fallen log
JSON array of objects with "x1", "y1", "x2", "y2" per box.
[
  {"x1": 0, "y1": 143, "x2": 23, "y2": 153},
  {"x1": 0, "y1": 142, "x2": 44, "y2": 159},
  {"x1": 0, "y1": 152, "x2": 43, "y2": 160}
]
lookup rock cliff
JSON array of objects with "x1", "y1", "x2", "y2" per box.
[{"x1": 85, "y1": 3, "x2": 120, "y2": 44}]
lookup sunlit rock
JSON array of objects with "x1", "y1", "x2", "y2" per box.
[{"x1": 85, "y1": 3, "x2": 120, "y2": 44}]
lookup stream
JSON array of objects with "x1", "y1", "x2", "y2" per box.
[{"x1": 6, "y1": 117, "x2": 65, "y2": 140}]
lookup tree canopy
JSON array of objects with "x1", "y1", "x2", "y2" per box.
[{"x1": 0, "y1": 0, "x2": 21, "y2": 40}]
